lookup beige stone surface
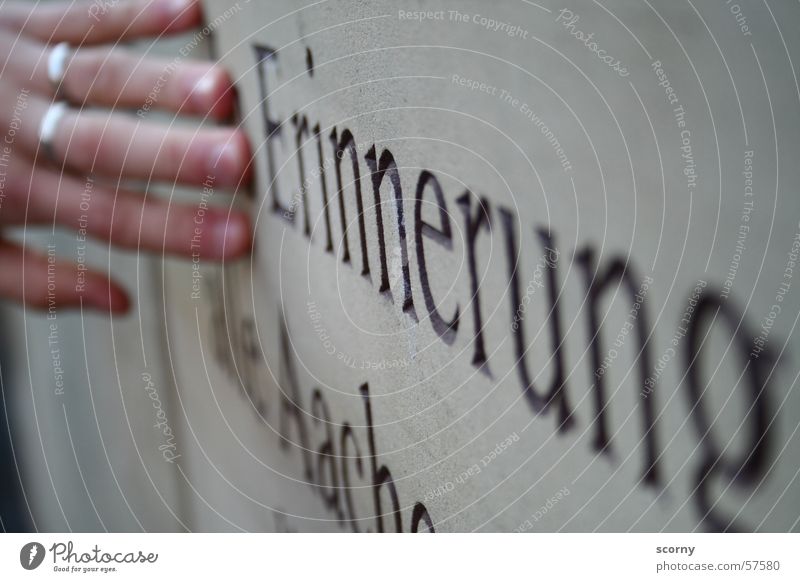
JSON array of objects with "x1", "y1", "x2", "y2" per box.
[
  {"x1": 153, "y1": 0, "x2": 800, "y2": 531},
  {"x1": 9, "y1": 0, "x2": 800, "y2": 532}
]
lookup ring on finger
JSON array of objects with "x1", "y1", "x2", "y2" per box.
[
  {"x1": 38, "y1": 101, "x2": 69, "y2": 165},
  {"x1": 47, "y1": 42, "x2": 73, "y2": 100}
]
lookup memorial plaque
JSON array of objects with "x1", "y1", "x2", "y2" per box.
[{"x1": 159, "y1": 0, "x2": 800, "y2": 532}]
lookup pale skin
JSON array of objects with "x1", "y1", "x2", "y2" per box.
[{"x1": 0, "y1": 0, "x2": 252, "y2": 313}]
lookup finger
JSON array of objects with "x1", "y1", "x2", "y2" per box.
[
  {"x1": 54, "y1": 109, "x2": 252, "y2": 188},
  {"x1": 0, "y1": 0, "x2": 201, "y2": 46},
  {"x1": 67, "y1": 49, "x2": 235, "y2": 119},
  {"x1": 0, "y1": 31, "x2": 234, "y2": 119},
  {"x1": 0, "y1": 87, "x2": 251, "y2": 188},
  {"x1": 96, "y1": 189, "x2": 252, "y2": 258},
  {"x1": 2, "y1": 156, "x2": 252, "y2": 259},
  {"x1": 0, "y1": 239, "x2": 129, "y2": 312}
]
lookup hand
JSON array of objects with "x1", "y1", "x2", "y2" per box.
[{"x1": 0, "y1": 0, "x2": 252, "y2": 313}]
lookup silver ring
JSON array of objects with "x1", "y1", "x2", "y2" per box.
[
  {"x1": 38, "y1": 102, "x2": 69, "y2": 164},
  {"x1": 47, "y1": 42, "x2": 72, "y2": 99}
]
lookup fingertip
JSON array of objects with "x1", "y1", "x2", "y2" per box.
[
  {"x1": 212, "y1": 211, "x2": 252, "y2": 259},
  {"x1": 108, "y1": 284, "x2": 132, "y2": 314},
  {"x1": 208, "y1": 130, "x2": 252, "y2": 188},
  {"x1": 188, "y1": 67, "x2": 235, "y2": 120},
  {"x1": 160, "y1": 0, "x2": 203, "y2": 33},
  {"x1": 228, "y1": 212, "x2": 253, "y2": 258},
  {"x1": 83, "y1": 278, "x2": 131, "y2": 314}
]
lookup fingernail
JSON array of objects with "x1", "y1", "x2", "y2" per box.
[
  {"x1": 208, "y1": 142, "x2": 239, "y2": 186},
  {"x1": 193, "y1": 75, "x2": 216, "y2": 98},
  {"x1": 89, "y1": 283, "x2": 130, "y2": 314},
  {"x1": 165, "y1": 0, "x2": 192, "y2": 18},
  {"x1": 189, "y1": 74, "x2": 217, "y2": 113},
  {"x1": 192, "y1": 71, "x2": 235, "y2": 120},
  {"x1": 212, "y1": 215, "x2": 248, "y2": 254},
  {"x1": 108, "y1": 289, "x2": 131, "y2": 313}
]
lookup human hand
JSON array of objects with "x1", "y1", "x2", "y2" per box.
[{"x1": 0, "y1": 0, "x2": 252, "y2": 313}]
